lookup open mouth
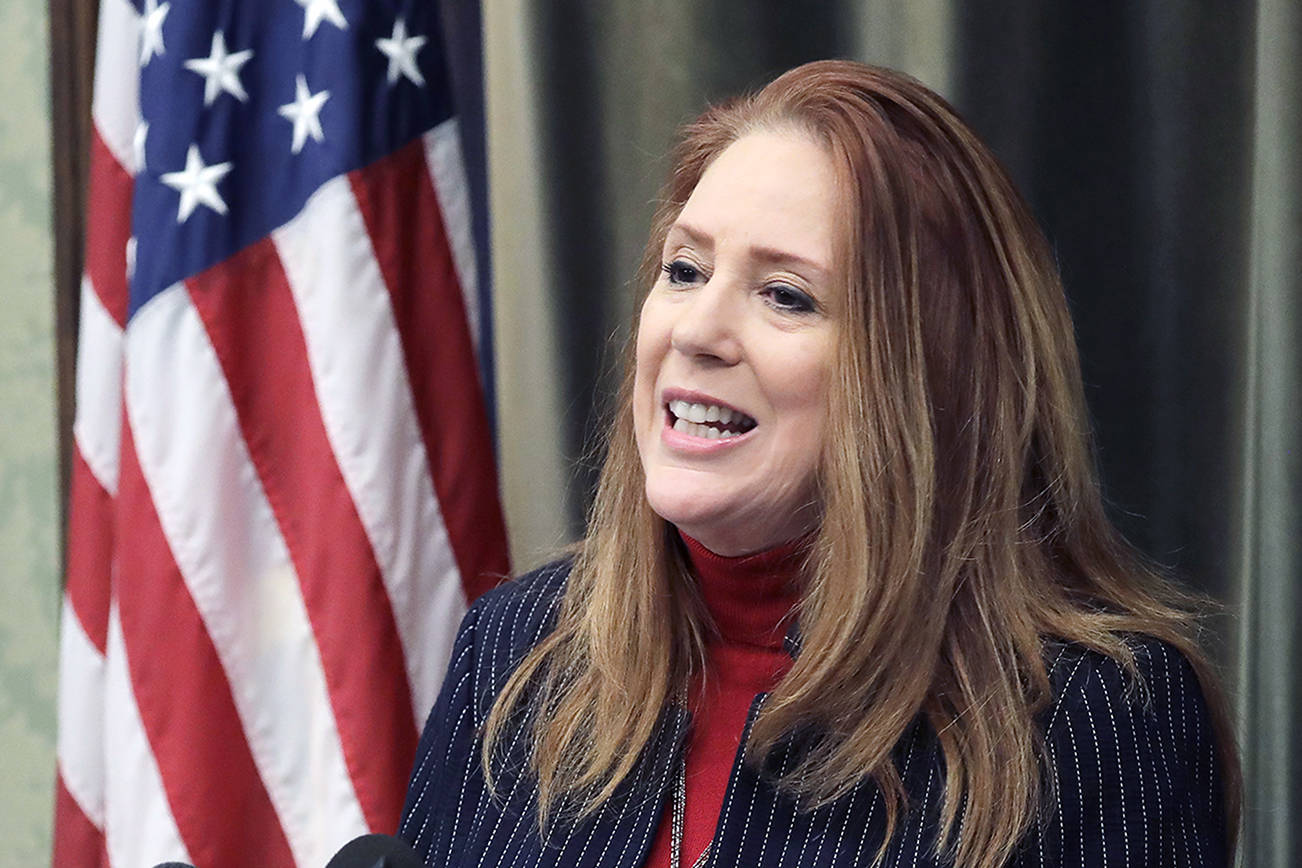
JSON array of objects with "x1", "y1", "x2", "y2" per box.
[{"x1": 666, "y1": 398, "x2": 757, "y2": 440}]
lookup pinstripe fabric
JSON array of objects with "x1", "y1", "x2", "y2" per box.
[{"x1": 399, "y1": 562, "x2": 1230, "y2": 867}]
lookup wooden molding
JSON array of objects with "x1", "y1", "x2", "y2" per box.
[{"x1": 48, "y1": 0, "x2": 98, "y2": 570}]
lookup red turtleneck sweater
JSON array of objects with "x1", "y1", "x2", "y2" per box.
[{"x1": 642, "y1": 533, "x2": 802, "y2": 868}]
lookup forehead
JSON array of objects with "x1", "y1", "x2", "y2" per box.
[{"x1": 669, "y1": 129, "x2": 842, "y2": 272}]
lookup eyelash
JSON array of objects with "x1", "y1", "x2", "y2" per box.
[
  {"x1": 762, "y1": 284, "x2": 817, "y2": 314},
  {"x1": 661, "y1": 261, "x2": 700, "y2": 286},
  {"x1": 661, "y1": 260, "x2": 818, "y2": 315}
]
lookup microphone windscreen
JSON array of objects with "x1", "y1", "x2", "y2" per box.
[{"x1": 324, "y1": 833, "x2": 425, "y2": 868}]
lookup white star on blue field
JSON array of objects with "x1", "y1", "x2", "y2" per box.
[{"x1": 127, "y1": 0, "x2": 457, "y2": 318}]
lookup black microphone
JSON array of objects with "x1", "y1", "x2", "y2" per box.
[
  {"x1": 149, "y1": 863, "x2": 196, "y2": 867},
  {"x1": 324, "y1": 833, "x2": 424, "y2": 868}
]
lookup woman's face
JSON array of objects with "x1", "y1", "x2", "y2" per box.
[{"x1": 633, "y1": 129, "x2": 841, "y2": 556}]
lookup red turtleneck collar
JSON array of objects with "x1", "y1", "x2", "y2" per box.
[
  {"x1": 644, "y1": 531, "x2": 805, "y2": 868},
  {"x1": 679, "y1": 531, "x2": 803, "y2": 651}
]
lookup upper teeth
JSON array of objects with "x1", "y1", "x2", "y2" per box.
[
  {"x1": 667, "y1": 399, "x2": 754, "y2": 428},
  {"x1": 670, "y1": 399, "x2": 734, "y2": 424}
]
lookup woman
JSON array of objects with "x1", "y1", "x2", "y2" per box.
[{"x1": 399, "y1": 61, "x2": 1240, "y2": 867}]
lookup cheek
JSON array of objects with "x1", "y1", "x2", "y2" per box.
[
  {"x1": 632, "y1": 306, "x2": 665, "y2": 435},
  {"x1": 770, "y1": 344, "x2": 835, "y2": 460},
  {"x1": 771, "y1": 343, "x2": 834, "y2": 410}
]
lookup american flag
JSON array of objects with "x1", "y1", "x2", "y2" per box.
[{"x1": 52, "y1": 0, "x2": 509, "y2": 865}]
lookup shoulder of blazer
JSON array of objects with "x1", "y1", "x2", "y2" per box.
[
  {"x1": 1040, "y1": 634, "x2": 1212, "y2": 737},
  {"x1": 1022, "y1": 634, "x2": 1230, "y2": 867},
  {"x1": 462, "y1": 558, "x2": 573, "y2": 721},
  {"x1": 398, "y1": 559, "x2": 574, "y2": 861}
]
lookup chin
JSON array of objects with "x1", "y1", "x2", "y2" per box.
[
  {"x1": 644, "y1": 493, "x2": 774, "y2": 556},
  {"x1": 642, "y1": 469, "x2": 815, "y2": 554},
  {"x1": 645, "y1": 487, "x2": 719, "y2": 534}
]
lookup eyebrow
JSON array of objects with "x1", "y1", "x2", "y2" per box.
[{"x1": 667, "y1": 221, "x2": 830, "y2": 278}]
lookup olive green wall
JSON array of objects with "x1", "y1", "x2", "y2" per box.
[{"x1": 0, "y1": 0, "x2": 59, "y2": 862}]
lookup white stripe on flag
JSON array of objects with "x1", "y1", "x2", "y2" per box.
[
  {"x1": 123, "y1": 286, "x2": 367, "y2": 866},
  {"x1": 73, "y1": 276, "x2": 124, "y2": 494},
  {"x1": 103, "y1": 604, "x2": 190, "y2": 868},
  {"x1": 272, "y1": 175, "x2": 467, "y2": 726},
  {"x1": 91, "y1": 0, "x2": 142, "y2": 173},
  {"x1": 56, "y1": 596, "x2": 107, "y2": 831},
  {"x1": 422, "y1": 120, "x2": 481, "y2": 358}
]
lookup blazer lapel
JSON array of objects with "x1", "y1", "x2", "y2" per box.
[{"x1": 492, "y1": 705, "x2": 689, "y2": 868}]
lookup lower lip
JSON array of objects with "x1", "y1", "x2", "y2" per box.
[{"x1": 661, "y1": 411, "x2": 755, "y2": 453}]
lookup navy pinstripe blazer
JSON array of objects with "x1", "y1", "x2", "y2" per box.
[{"x1": 398, "y1": 561, "x2": 1230, "y2": 867}]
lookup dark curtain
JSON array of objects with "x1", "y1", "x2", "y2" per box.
[{"x1": 486, "y1": 1, "x2": 1300, "y2": 864}]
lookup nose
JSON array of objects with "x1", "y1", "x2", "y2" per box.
[{"x1": 669, "y1": 276, "x2": 742, "y2": 364}]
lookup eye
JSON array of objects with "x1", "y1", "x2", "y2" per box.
[
  {"x1": 763, "y1": 283, "x2": 817, "y2": 314},
  {"x1": 661, "y1": 260, "x2": 702, "y2": 286}
]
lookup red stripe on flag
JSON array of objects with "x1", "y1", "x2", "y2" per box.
[
  {"x1": 349, "y1": 141, "x2": 510, "y2": 602},
  {"x1": 52, "y1": 770, "x2": 107, "y2": 868},
  {"x1": 85, "y1": 129, "x2": 132, "y2": 328},
  {"x1": 115, "y1": 421, "x2": 295, "y2": 868},
  {"x1": 52, "y1": 770, "x2": 108, "y2": 868},
  {"x1": 64, "y1": 445, "x2": 113, "y2": 654},
  {"x1": 186, "y1": 239, "x2": 416, "y2": 832}
]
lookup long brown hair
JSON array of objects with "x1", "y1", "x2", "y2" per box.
[{"x1": 484, "y1": 60, "x2": 1241, "y2": 867}]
